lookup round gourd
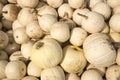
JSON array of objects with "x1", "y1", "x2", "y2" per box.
[
  {"x1": 26, "y1": 20, "x2": 43, "y2": 39},
  {"x1": 12, "y1": 20, "x2": 24, "y2": 30},
  {"x1": 50, "y1": 22, "x2": 70, "y2": 43},
  {"x1": 0, "y1": 50, "x2": 8, "y2": 60},
  {"x1": 2, "y1": 4, "x2": 20, "y2": 21},
  {"x1": 21, "y1": 41, "x2": 34, "y2": 59},
  {"x1": 109, "y1": 13, "x2": 120, "y2": 32},
  {"x1": 27, "y1": 61, "x2": 43, "y2": 77},
  {"x1": 4, "y1": 31, "x2": 20, "y2": 55},
  {"x1": 13, "y1": 27, "x2": 29, "y2": 44},
  {"x1": 83, "y1": 33, "x2": 116, "y2": 67},
  {"x1": 92, "y1": 2, "x2": 111, "y2": 20},
  {"x1": 37, "y1": 5, "x2": 58, "y2": 17},
  {"x1": 68, "y1": 0, "x2": 85, "y2": 9},
  {"x1": 0, "y1": 30, "x2": 9, "y2": 49},
  {"x1": 17, "y1": 8, "x2": 37, "y2": 26},
  {"x1": 5, "y1": 60, "x2": 26, "y2": 79},
  {"x1": 70, "y1": 27, "x2": 87, "y2": 46},
  {"x1": 65, "y1": 73, "x2": 80, "y2": 80},
  {"x1": 17, "y1": 0, "x2": 39, "y2": 8},
  {"x1": 30, "y1": 38, "x2": 63, "y2": 68},
  {"x1": 60, "y1": 45, "x2": 87, "y2": 73},
  {"x1": 107, "y1": 0, "x2": 120, "y2": 8},
  {"x1": 81, "y1": 69, "x2": 103, "y2": 80},
  {"x1": 46, "y1": 0, "x2": 63, "y2": 8},
  {"x1": 22, "y1": 76, "x2": 39, "y2": 80},
  {"x1": 87, "y1": 64, "x2": 106, "y2": 76},
  {"x1": 5, "y1": 39, "x2": 20, "y2": 55},
  {"x1": 38, "y1": 14, "x2": 57, "y2": 33},
  {"x1": 41, "y1": 66, "x2": 65, "y2": 80},
  {"x1": 58, "y1": 3, "x2": 73, "y2": 19},
  {"x1": 113, "y1": 6, "x2": 120, "y2": 14},
  {"x1": 72, "y1": 8, "x2": 90, "y2": 26},
  {"x1": 81, "y1": 11, "x2": 105, "y2": 33},
  {"x1": 9, "y1": 51, "x2": 27, "y2": 63},
  {"x1": 106, "y1": 65, "x2": 120, "y2": 80},
  {"x1": 89, "y1": 0, "x2": 104, "y2": 8}
]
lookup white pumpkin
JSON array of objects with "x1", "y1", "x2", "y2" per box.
[
  {"x1": 30, "y1": 38, "x2": 63, "y2": 68},
  {"x1": 60, "y1": 45, "x2": 87, "y2": 73},
  {"x1": 41, "y1": 66, "x2": 65, "y2": 80},
  {"x1": 81, "y1": 69, "x2": 103, "y2": 80},
  {"x1": 83, "y1": 33, "x2": 116, "y2": 67}
]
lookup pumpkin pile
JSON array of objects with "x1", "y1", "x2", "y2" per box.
[{"x1": 0, "y1": 0, "x2": 120, "y2": 80}]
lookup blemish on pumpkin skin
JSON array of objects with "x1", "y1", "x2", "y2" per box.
[
  {"x1": 114, "y1": 69, "x2": 118, "y2": 72},
  {"x1": 35, "y1": 42, "x2": 44, "y2": 49},
  {"x1": 77, "y1": 13, "x2": 88, "y2": 19},
  {"x1": 21, "y1": 68, "x2": 24, "y2": 71},
  {"x1": 103, "y1": 38, "x2": 115, "y2": 51},
  {"x1": 16, "y1": 36, "x2": 18, "y2": 38}
]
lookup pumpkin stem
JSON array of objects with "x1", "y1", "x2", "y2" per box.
[
  {"x1": 77, "y1": 13, "x2": 88, "y2": 19},
  {"x1": 37, "y1": 14, "x2": 42, "y2": 17},
  {"x1": 60, "y1": 18, "x2": 67, "y2": 22},
  {"x1": 36, "y1": 42, "x2": 44, "y2": 49},
  {"x1": 2, "y1": 11, "x2": 8, "y2": 14},
  {"x1": 70, "y1": 45, "x2": 83, "y2": 52}
]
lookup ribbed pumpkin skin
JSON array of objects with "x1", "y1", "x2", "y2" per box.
[
  {"x1": 30, "y1": 38, "x2": 63, "y2": 69},
  {"x1": 83, "y1": 33, "x2": 116, "y2": 67}
]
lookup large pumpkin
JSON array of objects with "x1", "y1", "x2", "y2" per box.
[{"x1": 83, "y1": 33, "x2": 116, "y2": 67}]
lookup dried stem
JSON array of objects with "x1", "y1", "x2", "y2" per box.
[
  {"x1": 36, "y1": 42, "x2": 44, "y2": 49},
  {"x1": 77, "y1": 13, "x2": 88, "y2": 19},
  {"x1": 70, "y1": 46, "x2": 83, "y2": 52},
  {"x1": 60, "y1": 18, "x2": 67, "y2": 22},
  {"x1": 2, "y1": 11, "x2": 8, "y2": 14}
]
